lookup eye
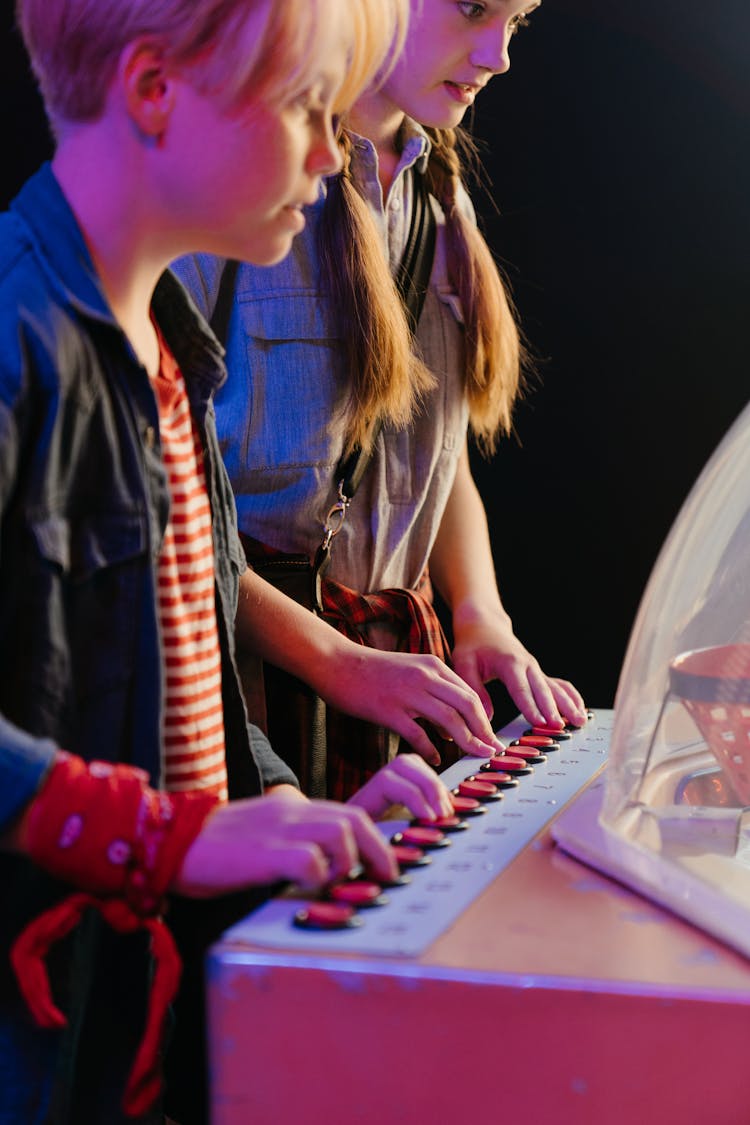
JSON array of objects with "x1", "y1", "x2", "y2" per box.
[
  {"x1": 457, "y1": 2, "x2": 486, "y2": 20},
  {"x1": 291, "y1": 90, "x2": 313, "y2": 114}
]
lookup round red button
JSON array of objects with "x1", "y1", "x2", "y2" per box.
[
  {"x1": 329, "y1": 881, "x2": 387, "y2": 907},
  {"x1": 413, "y1": 815, "x2": 467, "y2": 832},
  {"x1": 393, "y1": 826, "x2": 450, "y2": 849},
  {"x1": 487, "y1": 755, "x2": 533, "y2": 774},
  {"x1": 294, "y1": 902, "x2": 361, "y2": 930},
  {"x1": 450, "y1": 795, "x2": 487, "y2": 816},
  {"x1": 501, "y1": 745, "x2": 546, "y2": 762},
  {"x1": 391, "y1": 844, "x2": 431, "y2": 868},
  {"x1": 457, "y1": 779, "x2": 501, "y2": 801}
]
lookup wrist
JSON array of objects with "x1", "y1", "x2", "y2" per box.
[
  {"x1": 452, "y1": 599, "x2": 512, "y2": 638},
  {"x1": 23, "y1": 752, "x2": 219, "y2": 914}
]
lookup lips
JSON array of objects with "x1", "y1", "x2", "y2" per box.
[
  {"x1": 445, "y1": 80, "x2": 484, "y2": 95},
  {"x1": 443, "y1": 80, "x2": 481, "y2": 106}
]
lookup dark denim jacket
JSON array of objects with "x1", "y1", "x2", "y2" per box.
[{"x1": 0, "y1": 165, "x2": 295, "y2": 1122}]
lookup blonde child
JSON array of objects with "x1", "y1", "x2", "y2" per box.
[{"x1": 0, "y1": 2, "x2": 462, "y2": 1121}]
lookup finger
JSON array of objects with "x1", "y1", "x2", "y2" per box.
[
  {"x1": 390, "y1": 715, "x2": 444, "y2": 765},
  {"x1": 335, "y1": 805, "x2": 399, "y2": 883},
  {"x1": 290, "y1": 806, "x2": 362, "y2": 882},
  {"x1": 412, "y1": 692, "x2": 501, "y2": 758},
  {"x1": 549, "y1": 678, "x2": 587, "y2": 723},
  {"x1": 266, "y1": 840, "x2": 332, "y2": 891},
  {"x1": 420, "y1": 672, "x2": 504, "y2": 754},
  {"x1": 503, "y1": 673, "x2": 549, "y2": 728},
  {"x1": 514, "y1": 664, "x2": 567, "y2": 728},
  {"x1": 393, "y1": 754, "x2": 454, "y2": 817},
  {"x1": 450, "y1": 654, "x2": 495, "y2": 720}
]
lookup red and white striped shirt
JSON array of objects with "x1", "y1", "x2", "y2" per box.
[{"x1": 152, "y1": 330, "x2": 228, "y2": 800}]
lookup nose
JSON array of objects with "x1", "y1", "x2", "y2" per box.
[
  {"x1": 469, "y1": 21, "x2": 512, "y2": 75},
  {"x1": 308, "y1": 115, "x2": 343, "y2": 178}
]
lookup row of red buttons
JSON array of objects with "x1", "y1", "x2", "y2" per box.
[{"x1": 293, "y1": 724, "x2": 580, "y2": 930}]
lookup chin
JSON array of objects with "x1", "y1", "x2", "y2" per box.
[
  {"x1": 231, "y1": 235, "x2": 295, "y2": 268},
  {"x1": 413, "y1": 102, "x2": 469, "y2": 132},
  {"x1": 254, "y1": 240, "x2": 295, "y2": 267}
]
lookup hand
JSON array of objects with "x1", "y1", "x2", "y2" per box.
[
  {"x1": 347, "y1": 754, "x2": 455, "y2": 821},
  {"x1": 173, "y1": 790, "x2": 398, "y2": 896},
  {"x1": 451, "y1": 610, "x2": 587, "y2": 729},
  {"x1": 319, "y1": 647, "x2": 505, "y2": 766}
]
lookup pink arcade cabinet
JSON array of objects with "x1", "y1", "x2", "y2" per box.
[{"x1": 207, "y1": 403, "x2": 750, "y2": 1125}]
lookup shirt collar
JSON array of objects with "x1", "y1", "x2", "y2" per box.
[{"x1": 346, "y1": 115, "x2": 432, "y2": 178}]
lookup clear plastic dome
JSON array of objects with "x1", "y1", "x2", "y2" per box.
[{"x1": 555, "y1": 400, "x2": 750, "y2": 956}]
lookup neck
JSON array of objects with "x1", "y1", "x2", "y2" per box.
[
  {"x1": 52, "y1": 135, "x2": 176, "y2": 377},
  {"x1": 348, "y1": 92, "x2": 407, "y2": 199}
]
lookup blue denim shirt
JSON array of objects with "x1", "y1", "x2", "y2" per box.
[
  {"x1": 173, "y1": 119, "x2": 470, "y2": 594},
  {"x1": 0, "y1": 165, "x2": 295, "y2": 1122}
]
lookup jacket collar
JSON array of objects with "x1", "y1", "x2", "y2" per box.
[
  {"x1": 11, "y1": 163, "x2": 227, "y2": 392},
  {"x1": 11, "y1": 162, "x2": 116, "y2": 326}
]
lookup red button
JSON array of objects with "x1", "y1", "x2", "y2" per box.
[
  {"x1": 329, "y1": 881, "x2": 387, "y2": 907},
  {"x1": 457, "y1": 779, "x2": 501, "y2": 800},
  {"x1": 528, "y1": 726, "x2": 572, "y2": 740},
  {"x1": 413, "y1": 815, "x2": 467, "y2": 832},
  {"x1": 501, "y1": 746, "x2": 545, "y2": 762},
  {"x1": 478, "y1": 767, "x2": 513, "y2": 783},
  {"x1": 451, "y1": 795, "x2": 487, "y2": 816},
  {"x1": 391, "y1": 844, "x2": 431, "y2": 868},
  {"x1": 294, "y1": 902, "x2": 361, "y2": 930},
  {"x1": 393, "y1": 826, "x2": 449, "y2": 849},
  {"x1": 476, "y1": 767, "x2": 518, "y2": 788},
  {"x1": 489, "y1": 755, "x2": 532, "y2": 772},
  {"x1": 513, "y1": 735, "x2": 556, "y2": 748}
]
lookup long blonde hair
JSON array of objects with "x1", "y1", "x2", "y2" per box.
[
  {"x1": 425, "y1": 127, "x2": 525, "y2": 454},
  {"x1": 318, "y1": 129, "x2": 435, "y2": 456},
  {"x1": 319, "y1": 123, "x2": 524, "y2": 457}
]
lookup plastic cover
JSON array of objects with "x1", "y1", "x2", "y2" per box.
[{"x1": 557, "y1": 401, "x2": 750, "y2": 955}]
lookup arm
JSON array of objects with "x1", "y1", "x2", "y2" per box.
[
  {"x1": 428, "y1": 442, "x2": 587, "y2": 728},
  {"x1": 8, "y1": 750, "x2": 400, "y2": 894},
  {"x1": 236, "y1": 567, "x2": 505, "y2": 762}
]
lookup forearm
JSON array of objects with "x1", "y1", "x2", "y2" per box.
[
  {"x1": 429, "y1": 444, "x2": 510, "y2": 634},
  {"x1": 235, "y1": 567, "x2": 504, "y2": 761},
  {"x1": 236, "y1": 567, "x2": 356, "y2": 695}
]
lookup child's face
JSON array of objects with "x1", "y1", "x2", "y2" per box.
[
  {"x1": 166, "y1": 32, "x2": 345, "y2": 264},
  {"x1": 378, "y1": 0, "x2": 541, "y2": 128}
]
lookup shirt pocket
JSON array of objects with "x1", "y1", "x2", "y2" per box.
[
  {"x1": 217, "y1": 291, "x2": 347, "y2": 475},
  {"x1": 27, "y1": 510, "x2": 148, "y2": 701}
]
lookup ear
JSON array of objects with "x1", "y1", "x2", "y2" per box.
[{"x1": 120, "y1": 39, "x2": 176, "y2": 139}]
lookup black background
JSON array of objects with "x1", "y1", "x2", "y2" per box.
[{"x1": 3, "y1": 2, "x2": 749, "y2": 721}]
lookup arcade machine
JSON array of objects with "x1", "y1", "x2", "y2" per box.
[{"x1": 207, "y1": 403, "x2": 750, "y2": 1124}]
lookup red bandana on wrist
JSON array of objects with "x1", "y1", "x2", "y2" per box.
[{"x1": 10, "y1": 753, "x2": 219, "y2": 1117}]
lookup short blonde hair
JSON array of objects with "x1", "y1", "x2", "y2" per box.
[{"x1": 16, "y1": 0, "x2": 408, "y2": 129}]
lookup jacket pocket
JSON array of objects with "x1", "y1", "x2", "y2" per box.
[
  {"x1": 31, "y1": 510, "x2": 147, "y2": 582},
  {"x1": 25, "y1": 510, "x2": 148, "y2": 706}
]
